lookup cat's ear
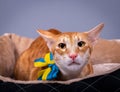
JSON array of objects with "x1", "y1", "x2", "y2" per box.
[
  {"x1": 37, "y1": 30, "x2": 56, "y2": 50},
  {"x1": 86, "y1": 23, "x2": 104, "y2": 44}
]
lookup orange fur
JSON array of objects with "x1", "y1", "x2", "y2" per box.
[
  {"x1": 14, "y1": 29, "x2": 61, "y2": 80},
  {"x1": 14, "y1": 23, "x2": 104, "y2": 81}
]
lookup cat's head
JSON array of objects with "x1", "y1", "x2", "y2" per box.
[{"x1": 38, "y1": 23, "x2": 104, "y2": 79}]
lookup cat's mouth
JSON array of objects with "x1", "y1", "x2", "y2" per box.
[{"x1": 68, "y1": 61, "x2": 80, "y2": 66}]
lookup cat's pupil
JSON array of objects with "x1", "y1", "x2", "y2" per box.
[
  {"x1": 58, "y1": 43, "x2": 66, "y2": 49},
  {"x1": 78, "y1": 41, "x2": 85, "y2": 47}
]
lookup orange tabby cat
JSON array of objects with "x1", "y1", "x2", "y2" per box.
[{"x1": 14, "y1": 23, "x2": 104, "y2": 81}]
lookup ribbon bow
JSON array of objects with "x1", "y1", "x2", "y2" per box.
[{"x1": 34, "y1": 52, "x2": 59, "y2": 80}]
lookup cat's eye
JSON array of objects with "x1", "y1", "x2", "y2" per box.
[
  {"x1": 78, "y1": 41, "x2": 86, "y2": 47},
  {"x1": 58, "y1": 43, "x2": 66, "y2": 49}
]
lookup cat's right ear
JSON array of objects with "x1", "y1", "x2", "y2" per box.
[{"x1": 37, "y1": 30, "x2": 56, "y2": 50}]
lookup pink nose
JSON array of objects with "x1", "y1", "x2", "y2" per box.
[{"x1": 69, "y1": 54, "x2": 78, "y2": 60}]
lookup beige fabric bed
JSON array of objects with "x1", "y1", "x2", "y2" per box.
[{"x1": 0, "y1": 33, "x2": 120, "y2": 84}]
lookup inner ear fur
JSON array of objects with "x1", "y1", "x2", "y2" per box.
[{"x1": 86, "y1": 23, "x2": 104, "y2": 43}]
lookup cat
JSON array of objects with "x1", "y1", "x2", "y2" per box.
[
  {"x1": 14, "y1": 29, "x2": 61, "y2": 80},
  {"x1": 14, "y1": 23, "x2": 104, "y2": 81}
]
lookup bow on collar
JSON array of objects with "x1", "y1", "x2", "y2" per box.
[{"x1": 34, "y1": 52, "x2": 59, "y2": 80}]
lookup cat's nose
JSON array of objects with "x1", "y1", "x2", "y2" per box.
[{"x1": 69, "y1": 54, "x2": 78, "y2": 60}]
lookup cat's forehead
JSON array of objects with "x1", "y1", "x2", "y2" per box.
[{"x1": 57, "y1": 32, "x2": 87, "y2": 42}]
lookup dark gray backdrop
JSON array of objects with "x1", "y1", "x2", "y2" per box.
[{"x1": 0, "y1": 0, "x2": 120, "y2": 39}]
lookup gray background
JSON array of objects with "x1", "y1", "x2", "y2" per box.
[{"x1": 0, "y1": 0, "x2": 120, "y2": 39}]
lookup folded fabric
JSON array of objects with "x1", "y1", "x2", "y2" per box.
[{"x1": 34, "y1": 52, "x2": 59, "y2": 80}]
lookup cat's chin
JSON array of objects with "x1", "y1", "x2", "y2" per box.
[
  {"x1": 66, "y1": 64, "x2": 82, "y2": 72},
  {"x1": 68, "y1": 62, "x2": 81, "y2": 66}
]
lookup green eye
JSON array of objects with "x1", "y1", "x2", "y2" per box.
[
  {"x1": 58, "y1": 43, "x2": 66, "y2": 49},
  {"x1": 78, "y1": 41, "x2": 86, "y2": 47}
]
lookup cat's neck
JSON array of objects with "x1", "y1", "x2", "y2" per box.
[{"x1": 58, "y1": 67, "x2": 83, "y2": 80}]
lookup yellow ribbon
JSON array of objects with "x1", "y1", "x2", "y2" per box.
[{"x1": 34, "y1": 52, "x2": 57, "y2": 80}]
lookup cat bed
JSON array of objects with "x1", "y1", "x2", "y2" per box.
[{"x1": 0, "y1": 33, "x2": 120, "y2": 92}]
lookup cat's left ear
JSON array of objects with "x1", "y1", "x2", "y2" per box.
[
  {"x1": 37, "y1": 30, "x2": 56, "y2": 50},
  {"x1": 86, "y1": 23, "x2": 104, "y2": 44}
]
